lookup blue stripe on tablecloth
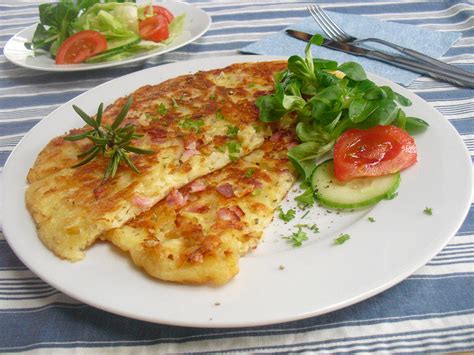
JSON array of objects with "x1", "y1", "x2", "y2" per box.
[{"x1": 0, "y1": 0, "x2": 472, "y2": 353}]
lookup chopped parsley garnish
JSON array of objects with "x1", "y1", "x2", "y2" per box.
[
  {"x1": 158, "y1": 103, "x2": 168, "y2": 116},
  {"x1": 284, "y1": 227, "x2": 308, "y2": 247},
  {"x1": 278, "y1": 207, "x2": 296, "y2": 222},
  {"x1": 334, "y1": 233, "x2": 350, "y2": 245},
  {"x1": 227, "y1": 140, "x2": 241, "y2": 161},
  {"x1": 424, "y1": 207, "x2": 433, "y2": 215},
  {"x1": 216, "y1": 109, "x2": 225, "y2": 120},
  {"x1": 179, "y1": 117, "x2": 204, "y2": 133},
  {"x1": 209, "y1": 93, "x2": 216, "y2": 101},
  {"x1": 252, "y1": 188, "x2": 261, "y2": 196},
  {"x1": 296, "y1": 223, "x2": 319, "y2": 233},
  {"x1": 295, "y1": 187, "x2": 315, "y2": 207},
  {"x1": 247, "y1": 82, "x2": 255, "y2": 88},
  {"x1": 171, "y1": 98, "x2": 179, "y2": 108},
  {"x1": 301, "y1": 210, "x2": 310, "y2": 219},
  {"x1": 368, "y1": 216, "x2": 376, "y2": 223},
  {"x1": 226, "y1": 125, "x2": 239, "y2": 138},
  {"x1": 245, "y1": 168, "x2": 255, "y2": 178}
]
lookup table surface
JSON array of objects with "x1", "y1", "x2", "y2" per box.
[{"x1": 0, "y1": 0, "x2": 473, "y2": 353}]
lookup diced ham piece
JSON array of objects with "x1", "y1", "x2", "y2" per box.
[
  {"x1": 166, "y1": 188, "x2": 188, "y2": 208},
  {"x1": 217, "y1": 206, "x2": 245, "y2": 222},
  {"x1": 132, "y1": 195, "x2": 154, "y2": 209},
  {"x1": 229, "y1": 205, "x2": 245, "y2": 218},
  {"x1": 288, "y1": 141, "x2": 298, "y2": 149},
  {"x1": 181, "y1": 148, "x2": 200, "y2": 161},
  {"x1": 148, "y1": 127, "x2": 167, "y2": 143},
  {"x1": 181, "y1": 140, "x2": 200, "y2": 162},
  {"x1": 270, "y1": 131, "x2": 284, "y2": 142},
  {"x1": 216, "y1": 183, "x2": 234, "y2": 198},
  {"x1": 185, "y1": 140, "x2": 197, "y2": 150},
  {"x1": 186, "y1": 205, "x2": 210, "y2": 214},
  {"x1": 249, "y1": 179, "x2": 263, "y2": 189},
  {"x1": 187, "y1": 180, "x2": 207, "y2": 193}
]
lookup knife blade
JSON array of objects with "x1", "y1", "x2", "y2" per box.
[{"x1": 286, "y1": 29, "x2": 474, "y2": 89}]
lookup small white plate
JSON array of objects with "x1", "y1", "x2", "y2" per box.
[
  {"x1": 2, "y1": 56, "x2": 472, "y2": 328},
  {"x1": 3, "y1": 1, "x2": 211, "y2": 72}
]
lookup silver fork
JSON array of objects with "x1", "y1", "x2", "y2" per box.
[{"x1": 307, "y1": 4, "x2": 474, "y2": 79}]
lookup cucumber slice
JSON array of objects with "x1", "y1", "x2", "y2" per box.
[
  {"x1": 85, "y1": 36, "x2": 141, "y2": 64},
  {"x1": 312, "y1": 160, "x2": 400, "y2": 209}
]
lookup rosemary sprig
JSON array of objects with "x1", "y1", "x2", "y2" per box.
[{"x1": 64, "y1": 97, "x2": 154, "y2": 181}]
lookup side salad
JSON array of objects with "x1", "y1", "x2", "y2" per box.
[
  {"x1": 26, "y1": 0, "x2": 185, "y2": 64},
  {"x1": 257, "y1": 35, "x2": 429, "y2": 210}
]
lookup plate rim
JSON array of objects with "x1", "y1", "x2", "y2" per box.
[
  {"x1": 2, "y1": 55, "x2": 472, "y2": 328},
  {"x1": 3, "y1": 0, "x2": 212, "y2": 72}
]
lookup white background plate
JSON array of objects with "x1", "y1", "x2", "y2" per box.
[
  {"x1": 2, "y1": 56, "x2": 472, "y2": 328},
  {"x1": 3, "y1": 1, "x2": 211, "y2": 72}
]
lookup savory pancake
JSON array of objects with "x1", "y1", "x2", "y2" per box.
[
  {"x1": 103, "y1": 130, "x2": 297, "y2": 285},
  {"x1": 26, "y1": 61, "x2": 287, "y2": 261}
]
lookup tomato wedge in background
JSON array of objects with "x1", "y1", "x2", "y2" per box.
[
  {"x1": 139, "y1": 14, "x2": 170, "y2": 42},
  {"x1": 333, "y1": 125, "x2": 417, "y2": 181},
  {"x1": 55, "y1": 30, "x2": 107, "y2": 64},
  {"x1": 144, "y1": 5, "x2": 174, "y2": 24}
]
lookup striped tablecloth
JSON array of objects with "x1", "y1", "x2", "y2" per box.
[{"x1": 1, "y1": 0, "x2": 473, "y2": 352}]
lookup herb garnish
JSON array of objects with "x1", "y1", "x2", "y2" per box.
[
  {"x1": 278, "y1": 207, "x2": 296, "y2": 222},
  {"x1": 334, "y1": 233, "x2": 350, "y2": 245},
  {"x1": 296, "y1": 223, "x2": 319, "y2": 233},
  {"x1": 284, "y1": 226, "x2": 308, "y2": 247},
  {"x1": 179, "y1": 117, "x2": 204, "y2": 133},
  {"x1": 244, "y1": 168, "x2": 255, "y2": 178},
  {"x1": 216, "y1": 109, "x2": 225, "y2": 120},
  {"x1": 226, "y1": 125, "x2": 239, "y2": 138},
  {"x1": 64, "y1": 97, "x2": 154, "y2": 182},
  {"x1": 295, "y1": 187, "x2": 315, "y2": 207},
  {"x1": 158, "y1": 103, "x2": 168, "y2": 116},
  {"x1": 227, "y1": 140, "x2": 241, "y2": 161},
  {"x1": 368, "y1": 216, "x2": 376, "y2": 223},
  {"x1": 424, "y1": 207, "x2": 433, "y2": 215}
]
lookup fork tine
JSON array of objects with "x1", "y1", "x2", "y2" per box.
[
  {"x1": 307, "y1": 5, "x2": 336, "y2": 40},
  {"x1": 314, "y1": 5, "x2": 351, "y2": 42},
  {"x1": 308, "y1": 5, "x2": 342, "y2": 41}
]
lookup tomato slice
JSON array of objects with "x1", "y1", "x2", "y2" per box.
[
  {"x1": 333, "y1": 125, "x2": 417, "y2": 181},
  {"x1": 55, "y1": 30, "x2": 107, "y2": 65},
  {"x1": 144, "y1": 5, "x2": 174, "y2": 24},
  {"x1": 139, "y1": 14, "x2": 170, "y2": 42}
]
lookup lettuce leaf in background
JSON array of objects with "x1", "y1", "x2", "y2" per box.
[
  {"x1": 26, "y1": 0, "x2": 137, "y2": 56},
  {"x1": 95, "y1": 14, "x2": 187, "y2": 63},
  {"x1": 73, "y1": 2, "x2": 139, "y2": 39}
]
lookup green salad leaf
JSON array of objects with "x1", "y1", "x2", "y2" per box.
[
  {"x1": 73, "y1": 2, "x2": 139, "y2": 39},
  {"x1": 26, "y1": 0, "x2": 136, "y2": 56},
  {"x1": 256, "y1": 34, "x2": 428, "y2": 198},
  {"x1": 91, "y1": 13, "x2": 187, "y2": 63}
]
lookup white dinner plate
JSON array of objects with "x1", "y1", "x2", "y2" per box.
[
  {"x1": 3, "y1": 1, "x2": 211, "y2": 72},
  {"x1": 2, "y1": 56, "x2": 472, "y2": 328}
]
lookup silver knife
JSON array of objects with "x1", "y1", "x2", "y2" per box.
[{"x1": 286, "y1": 29, "x2": 474, "y2": 89}]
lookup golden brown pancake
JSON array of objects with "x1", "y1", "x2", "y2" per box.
[
  {"x1": 103, "y1": 130, "x2": 297, "y2": 284},
  {"x1": 26, "y1": 61, "x2": 287, "y2": 261}
]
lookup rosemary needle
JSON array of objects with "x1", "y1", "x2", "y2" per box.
[{"x1": 64, "y1": 97, "x2": 154, "y2": 182}]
